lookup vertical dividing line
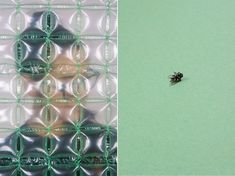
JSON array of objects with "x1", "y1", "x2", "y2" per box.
[
  {"x1": 14, "y1": 2, "x2": 22, "y2": 174},
  {"x1": 15, "y1": 0, "x2": 21, "y2": 35},
  {"x1": 44, "y1": 103, "x2": 51, "y2": 124},
  {"x1": 46, "y1": 136, "x2": 51, "y2": 153},
  {"x1": 17, "y1": 169, "x2": 21, "y2": 176},
  {"x1": 77, "y1": 134, "x2": 81, "y2": 152},
  {"x1": 47, "y1": 170, "x2": 51, "y2": 176},
  {"x1": 46, "y1": 1, "x2": 52, "y2": 174},
  {"x1": 14, "y1": 74, "x2": 22, "y2": 128},
  {"x1": 46, "y1": 0, "x2": 52, "y2": 62},
  {"x1": 16, "y1": 128, "x2": 21, "y2": 176},
  {"x1": 76, "y1": 104, "x2": 83, "y2": 173},
  {"x1": 16, "y1": 41, "x2": 23, "y2": 66},
  {"x1": 16, "y1": 103, "x2": 22, "y2": 130},
  {"x1": 47, "y1": 0, "x2": 52, "y2": 12},
  {"x1": 16, "y1": 132, "x2": 21, "y2": 153},
  {"x1": 104, "y1": 0, "x2": 112, "y2": 174},
  {"x1": 106, "y1": 170, "x2": 111, "y2": 176},
  {"x1": 76, "y1": 0, "x2": 82, "y2": 38},
  {"x1": 75, "y1": 1, "x2": 82, "y2": 174},
  {"x1": 104, "y1": 0, "x2": 112, "y2": 124},
  {"x1": 46, "y1": 40, "x2": 51, "y2": 63},
  {"x1": 15, "y1": 0, "x2": 23, "y2": 129}
]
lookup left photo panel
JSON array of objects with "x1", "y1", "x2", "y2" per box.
[{"x1": 0, "y1": 0, "x2": 117, "y2": 175}]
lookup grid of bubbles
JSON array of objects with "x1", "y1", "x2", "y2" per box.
[{"x1": 0, "y1": 0, "x2": 117, "y2": 175}]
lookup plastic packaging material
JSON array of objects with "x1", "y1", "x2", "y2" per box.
[{"x1": 0, "y1": 1, "x2": 117, "y2": 175}]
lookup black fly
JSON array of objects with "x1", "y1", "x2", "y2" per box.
[{"x1": 169, "y1": 72, "x2": 183, "y2": 85}]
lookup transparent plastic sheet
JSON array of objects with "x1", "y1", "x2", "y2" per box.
[{"x1": 0, "y1": 0, "x2": 117, "y2": 175}]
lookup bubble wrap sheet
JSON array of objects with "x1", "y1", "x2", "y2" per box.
[{"x1": 0, "y1": 0, "x2": 117, "y2": 175}]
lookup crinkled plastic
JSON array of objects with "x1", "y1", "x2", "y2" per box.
[{"x1": 0, "y1": 0, "x2": 117, "y2": 175}]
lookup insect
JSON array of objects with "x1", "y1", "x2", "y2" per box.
[{"x1": 169, "y1": 72, "x2": 183, "y2": 84}]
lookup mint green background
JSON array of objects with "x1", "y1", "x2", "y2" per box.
[{"x1": 119, "y1": 0, "x2": 235, "y2": 175}]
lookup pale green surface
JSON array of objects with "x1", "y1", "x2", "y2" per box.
[{"x1": 119, "y1": 0, "x2": 235, "y2": 175}]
